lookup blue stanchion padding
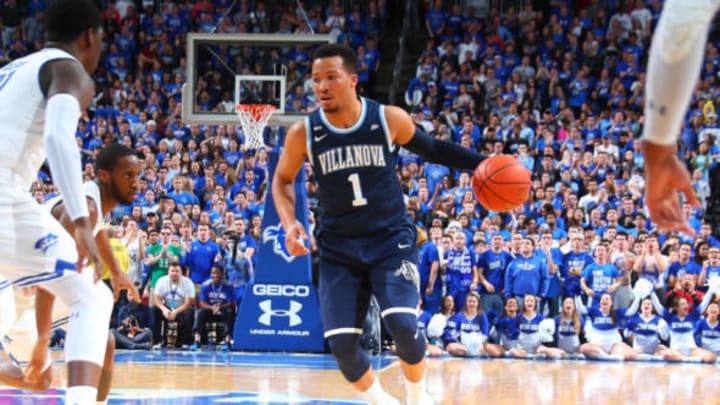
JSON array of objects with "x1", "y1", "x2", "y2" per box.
[{"x1": 233, "y1": 151, "x2": 324, "y2": 352}]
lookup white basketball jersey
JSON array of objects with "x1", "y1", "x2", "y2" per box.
[
  {"x1": 0, "y1": 48, "x2": 79, "y2": 191},
  {"x1": 45, "y1": 181, "x2": 105, "y2": 236}
]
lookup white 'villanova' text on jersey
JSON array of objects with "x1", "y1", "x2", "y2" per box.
[{"x1": 0, "y1": 48, "x2": 79, "y2": 191}]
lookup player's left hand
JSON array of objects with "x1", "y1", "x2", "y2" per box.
[
  {"x1": 643, "y1": 141, "x2": 701, "y2": 236},
  {"x1": 285, "y1": 222, "x2": 310, "y2": 256},
  {"x1": 111, "y1": 272, "x2": 141, "y2": 303}
]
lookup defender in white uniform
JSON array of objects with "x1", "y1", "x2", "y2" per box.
[
  {"x1": 0, "y1": 144, "x2": 140, "y2": 399},
  {"x1": 0, "y1": 1, "x2": 136, "y2": 402}
]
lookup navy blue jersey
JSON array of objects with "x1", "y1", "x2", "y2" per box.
[{"x1": 307, "y1": 97, "x2": 407, "y2": 236}]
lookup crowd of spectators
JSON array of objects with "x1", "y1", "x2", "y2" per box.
[
  {"x1": 397, "y1": 0, "x2": 720, "y2": 361},
  {"x1": 10, "y1": 0, "x2": 720, "y2": 358},
  {"x1": 5, "y1": 0, "x2": 387, "y2": 350}
]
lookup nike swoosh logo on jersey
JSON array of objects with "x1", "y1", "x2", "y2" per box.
[
  {"x1": 398, "y1": 243, "x2": 410, "y2": 249},
  {"x1": 314, "y1": 134, "x2": 328, "y2": 142}
]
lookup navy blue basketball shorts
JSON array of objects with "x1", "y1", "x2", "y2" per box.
[{"x1": 317, "y1": 225, "x2": 420, "y2": 339}]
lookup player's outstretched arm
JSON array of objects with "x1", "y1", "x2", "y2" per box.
[
  {"x1": 386, "y1": 105, "x2": 485, "y2": 171},
  {"x1": 41, "y1": 59, "x2": 101, "y2": 272},
  {"x1": 272, "y1": 119, "x2": 310, "y2": 256}
]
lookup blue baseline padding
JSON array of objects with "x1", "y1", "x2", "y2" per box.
[{"x1": 233, "y1": 150, "x2": 325, "y2": 352}]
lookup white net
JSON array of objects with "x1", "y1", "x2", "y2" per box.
[{"x1": 235, "y1": 104, "x2": 277, "y2": 150}]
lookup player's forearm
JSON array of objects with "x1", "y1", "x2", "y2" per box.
[
  {"x1": 272, "y1": 178, "x2": 297, "y2": 231},
  {"x1": 403, "y1": 128, "x2": 485, "y2": 171},
  {"x1": 35, "y1": 289, "x2": 54, "y2": 343},
  {"x1": 44, "y1": 94, "x2": 88, "y2": 221}
]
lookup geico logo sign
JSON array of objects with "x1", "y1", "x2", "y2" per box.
[
  {"x1": 253, "y1": 284, "x2": 310, "y2": 297},
  {"x1": 258, "y1": 299, "x2": 303, "y2": 327}
]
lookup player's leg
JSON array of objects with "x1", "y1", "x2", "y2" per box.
[
  {"x1": 371, "y1": 255, "x2": 432, "y2": 405},
  {"x1": 318, "y1": 256, "x2": 399, "y2": 405},
  {"x1": 643, "y1": 0, "x2": 720, "y2": 144},
  {"x1": 0, "y1": 281, "x2": 53, "y2": 391},
  {"x1": 1, "y1": 199, "x2": 114, "y2": 404},
  {"x1": 97, "y1": 331, "x2": 115, "y2": 404}
]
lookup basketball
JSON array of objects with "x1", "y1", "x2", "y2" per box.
[{"x1": 472, "y1": 155, "x2": 532, "y2": 212}]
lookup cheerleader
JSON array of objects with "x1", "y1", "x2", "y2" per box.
[
  {"x1": 554, "y1": 297, "x2": 585, "y2": 356},
  {"x1": 695, "y1": 300, "x2": 720, "y2": 356},
  {"x1": 508, "y1": 295, "x2": 565, "y2": 359},
  {"x1": 493, "y1": 297, "x2": 520, "y2": 351},
  {"x1": 442, "y1": 292, "x2": 504, "y2": 357},
  {"x1": 623, "y1": 296, "x2": 670, "y2": 358},
  {"x1": 650, "y1": 289, "x2": 716, "y2": 363},
  {"x1": 576, "y1": 293, "x2": 638, "y2": 360}
]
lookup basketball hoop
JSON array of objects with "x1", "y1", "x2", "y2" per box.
[{"x1": 235, "y1": 104, "x2": 277, "y2": 150}]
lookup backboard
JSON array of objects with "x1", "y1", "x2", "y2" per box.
[{"x1": 182, "y1": 33, "x2": 336, "y2": 128}]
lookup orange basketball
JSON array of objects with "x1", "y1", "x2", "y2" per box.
[{"x1": 472, "y1": 154, "x2": 532, "y2": 212}]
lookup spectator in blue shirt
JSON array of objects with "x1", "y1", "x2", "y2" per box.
[
  {"x1": 505, "y1": 237, "x2": 550, "y2": 303},
  {"x1": 187, "y1": 223, "x2": 221, "y2": 287},
  {"x1": 190, "y1": 266, "x2": 236, "y2": 351}
]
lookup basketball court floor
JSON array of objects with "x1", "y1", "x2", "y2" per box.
[{"x1": 2, "y1": 350, "x2": 720, "y2": 404}]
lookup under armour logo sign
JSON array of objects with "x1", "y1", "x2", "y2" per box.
[{"x1": 258, "y1": 299, "x2": 303, "y2": 327}]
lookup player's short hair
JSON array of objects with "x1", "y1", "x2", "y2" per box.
[
  {"x1": 45, "y1": 0, "x2": 102, "y2": 42},
  {"x1": 95, "y1": 144, "x2": 136, "y2": 172},
  {"x1": 313, "y1": 44, "x2": 357, "y2": 74}
]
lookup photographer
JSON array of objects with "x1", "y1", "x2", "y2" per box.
[{"x1": 113, "y1": 302, "x2": 153, "y2": 350}]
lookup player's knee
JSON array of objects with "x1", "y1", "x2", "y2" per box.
[
  {"x1": 327, "y1": 333, "x2": 369, "y2": 382},
  {"x1": 383, "y1": 312, "x2": 425, "y2": 364},
  {"x1": 65, "y1": 284, "x2": 114, "y2": 366}
]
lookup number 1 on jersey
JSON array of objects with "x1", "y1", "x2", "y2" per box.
[{"x1": 347, "y1": 173, "x2": 367, "y2": 207}]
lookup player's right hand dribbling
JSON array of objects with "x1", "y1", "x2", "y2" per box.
[{"x1": 285, "y1": 222, "x2": 310, "y2": 256}]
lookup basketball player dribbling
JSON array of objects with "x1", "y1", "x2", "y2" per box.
[
  {"x1": 273, "y1": 44, "x2": 487, "y2": 405},
  {"x1": 0, "y1": 144, "x2": 141, "y2": 402},
  {"x1": 0, "y1": 1, "x2": 135, "y2": 403}
]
